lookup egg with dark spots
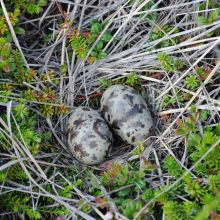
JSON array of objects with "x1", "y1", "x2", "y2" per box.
[
  {"x1": 101, "y1": 85, "x2": 153, "y2": 146},
  {"x1": 67, "y1": 107, "x2": 113, "y2": 165}
]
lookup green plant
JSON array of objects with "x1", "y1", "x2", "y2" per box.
[
  {"x1": 0, "y1": 82, "x2": 12, "y2": 102},
  {"x1": 148, "y1": 24, "x2": 180, "y2": 49},
  {"x1": 138, "y1": 0, "x2": 158, "y2": 26},
  {"x1": 0, "y1": 8, "x2": 26, "y2": 43},
  {"x1": 44, "y1": 33, "x2": 58, "y2": 42},
  {"x1": 90, "y1": 143, "x2": 158, "y2": 219},
  {"x1": 159, "y1": 88, "x2": 185, "y2": 109},
  {"x1": 196, "y1": 66, "x2": 212, "y2": 81},
  {"x1": 0, "y1": 42, "x2": 15, "y2": 73},
  {"x1": 6, "y1": 0, "x2": 47, "y2": 15},
  {"x1": 22, "y1": 88, "x2": 69, "y2": 117},
  {"x1": 197, "y1": 8, "x2": 220, "y2": 36},
  {"x1": 65, "y1": 14, "x2": 111, "y2": 64},
  {"x1": 100, "y1": 72, "x2": 142, "y2": 88},
  {"x1": 199, "y1": 1, "x2": 220, "y2": 10},
  {"x1": 41, "y1": 70, "x2": 60, "y2": 85},
  {"x1": 0, "y1": 182, "x2": 71, "y2": 219},
  {"x1": 141, "y1": 154, "x2": 220, "y2": 219},
  {"x1": 175, "y1": 107, "x2": 220, "y2": 175},
  {"x1": 71, "y1": 20, "x2": 111, "y2": 63},
  {"x1": 125, "y1": 72, "x2": 140, "y2": 86},
  {"x1": 157, "y1": 52, "x2": 184, "y2": 72},
  {"x1": 99, "y1": 77, "x2": 111, "y2": 88},
  {"x1": 69, "y1": 29, "x2": 89, "y2": 60},
  {"x1": 185, "y1": 74, "x2": 200, "y2": 90}
]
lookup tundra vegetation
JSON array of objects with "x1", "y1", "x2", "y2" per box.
[{"x1": 0, "y1": 0, "x2": 220, "y2": 219}]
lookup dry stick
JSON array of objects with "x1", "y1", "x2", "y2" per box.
[
  {"x1": 157, "y1": 105, "x2": 220, "y2": 116},
  {"x1": 50, "y1": 0, "x2": 116, "y2": 10}
]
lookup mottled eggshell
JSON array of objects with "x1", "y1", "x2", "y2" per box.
[
  {"x1": 67, "y1": 107, "x2": 113, "y2": 165},
  {"x1": 101, "y1": 85, "x2": 153, "y2": 146}
]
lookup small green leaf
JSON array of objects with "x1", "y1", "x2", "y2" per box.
[
  {"x1": 138, "y1": 172, "x2": 145, "y2": 178},
  {"x1": 121, "y1": 163, "x2": 129, "y2": 176},
  {"x1": 177, "y1": 119, "x2": 184, "y2": 128},
  {"x1": 210, "y1": 9, "x2": 219, "y2": 21},
  {"x1": 127, "y1": 177, "x2": 134, "y2": 183},
  {"x1": 2, "y1": 62, "x2": 10, "y2": 72},
  {"x1": 124, "y1": 208, "x2": 133, "y2": 219},
  {"x1": 44, "y1": 34, "x2": 58, "y2": 41},
  {"x1": 119, "y1": 176, "x2": 128, "y2": 184},
  {"x1": 33, "y1": 136, "x2": 41, "y2": 143},
  {"x1": 91, "y1": 23, "x2": 101, "y2": 34},
  {"x1": 134, "y1": 179, "x2": 146, "y2": 189},
  {"x1": 197, "y1": 16, "x2": 209, "y2": 26},
  {"x1": 91, "y1": 51, "x2": 97, "y2": 57},
  {"x1": 199, "y1": 4, "x2": 206, "y2": 11},
  {"x1": 8, "y1": 62, "x2": 15, "y2": 71},
  {"x1": 207, "y1": 31, "x2": 215, "y2": 36},
  {"x1": 178, "y1": 96, "x2": 184, "y2": 101},
  {"x1": 1, "y1": 42, "x2": 11, "y2": 57},
  {"x1": 170, "y1": 97, "x2": 177, "y2": 104},
  {"x1": 127, "y1": 200, "x2": 135, "y2": 213},
  {"x1": 188, "y1": 133, "x2": 201, "y2": 146},
  {"x1": 161, "y1": 40, "x2": 170, "y2": 48},
  {"x1": 135, "y1": 201, "x2": 143, "y2": 211},
  {"x1": 199, "y1": 109, "x2": 208, "y2": 121},
  {"x1": 101, "y1": 20, "x2": 109, "y2": 29},
  {"x1": 14, "y1": 27, "x2": 25, "y2": 35},
  {"x1": 37, "y1": 0, "x2": 47, "y2": 6},
  {"x1": 122, "y1": 199, "x2": 132, "y2": 206},
  {"x1": 94, "y1": 41, "x2": 103, "y2": 51},
  {"x1": 101, "y1": 31, "x2": 112, "y2": 42},
  {"x1": 6, "y1": 31, "x2": 12, "y2": 42},
  {"x1": 191, "y1": 106, "x2": 196, "y2": 113},
  {"x1": 98, "y1": 52, "x2": 108, "y2": 58},
  {"x1": 196, "y1": 67, "x2": 204, "y2": 75},
  {"x1": 149, "y1": 32, "x2": 158, "y2": 41},
  {"x1": 90, "y1": 19, "x2": 99, "y2": 25},
  {"x1": 118, "y1": 187, "x2": 131, "y2": 197},
  {"x1": 164, "y1": 95, "x2": 170, "y2": 103},
  {"x1": 175, "y1": 128, "x2": 185, "y2": 136},
  {"x1": 59, "y1": 64, "x2": 67, "y2": 73}
]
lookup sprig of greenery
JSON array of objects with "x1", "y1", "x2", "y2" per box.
[
  {"x1": 197, "y1": 8, "x2": 220, "y2": 36},
  {"x1": 5, "y1": 0, "x2": 47, "y2": 15},
  {"x1": 68, "y1": 19, "x2": 111, "y2": 64},
  {"x1": 185, "y1": 74, "x2": 200, "y2": 90},
  {"x1": 157, "y1": 52, "x2": 185, "y2": 72},
  {"x1": 148, "y1": 24, "x2": 180, "y2": 49}
]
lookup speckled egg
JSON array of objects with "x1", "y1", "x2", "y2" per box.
[
  {"x1": 101, "y1": 85, "x2": 154, "y2": 146},
  {"x1": 67, "y1": 107, "x2": 113, "y2": 165}
]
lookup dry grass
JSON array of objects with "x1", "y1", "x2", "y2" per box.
[{"x1": 0, "y1": 0, "x2": 220, "y2": 219}]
